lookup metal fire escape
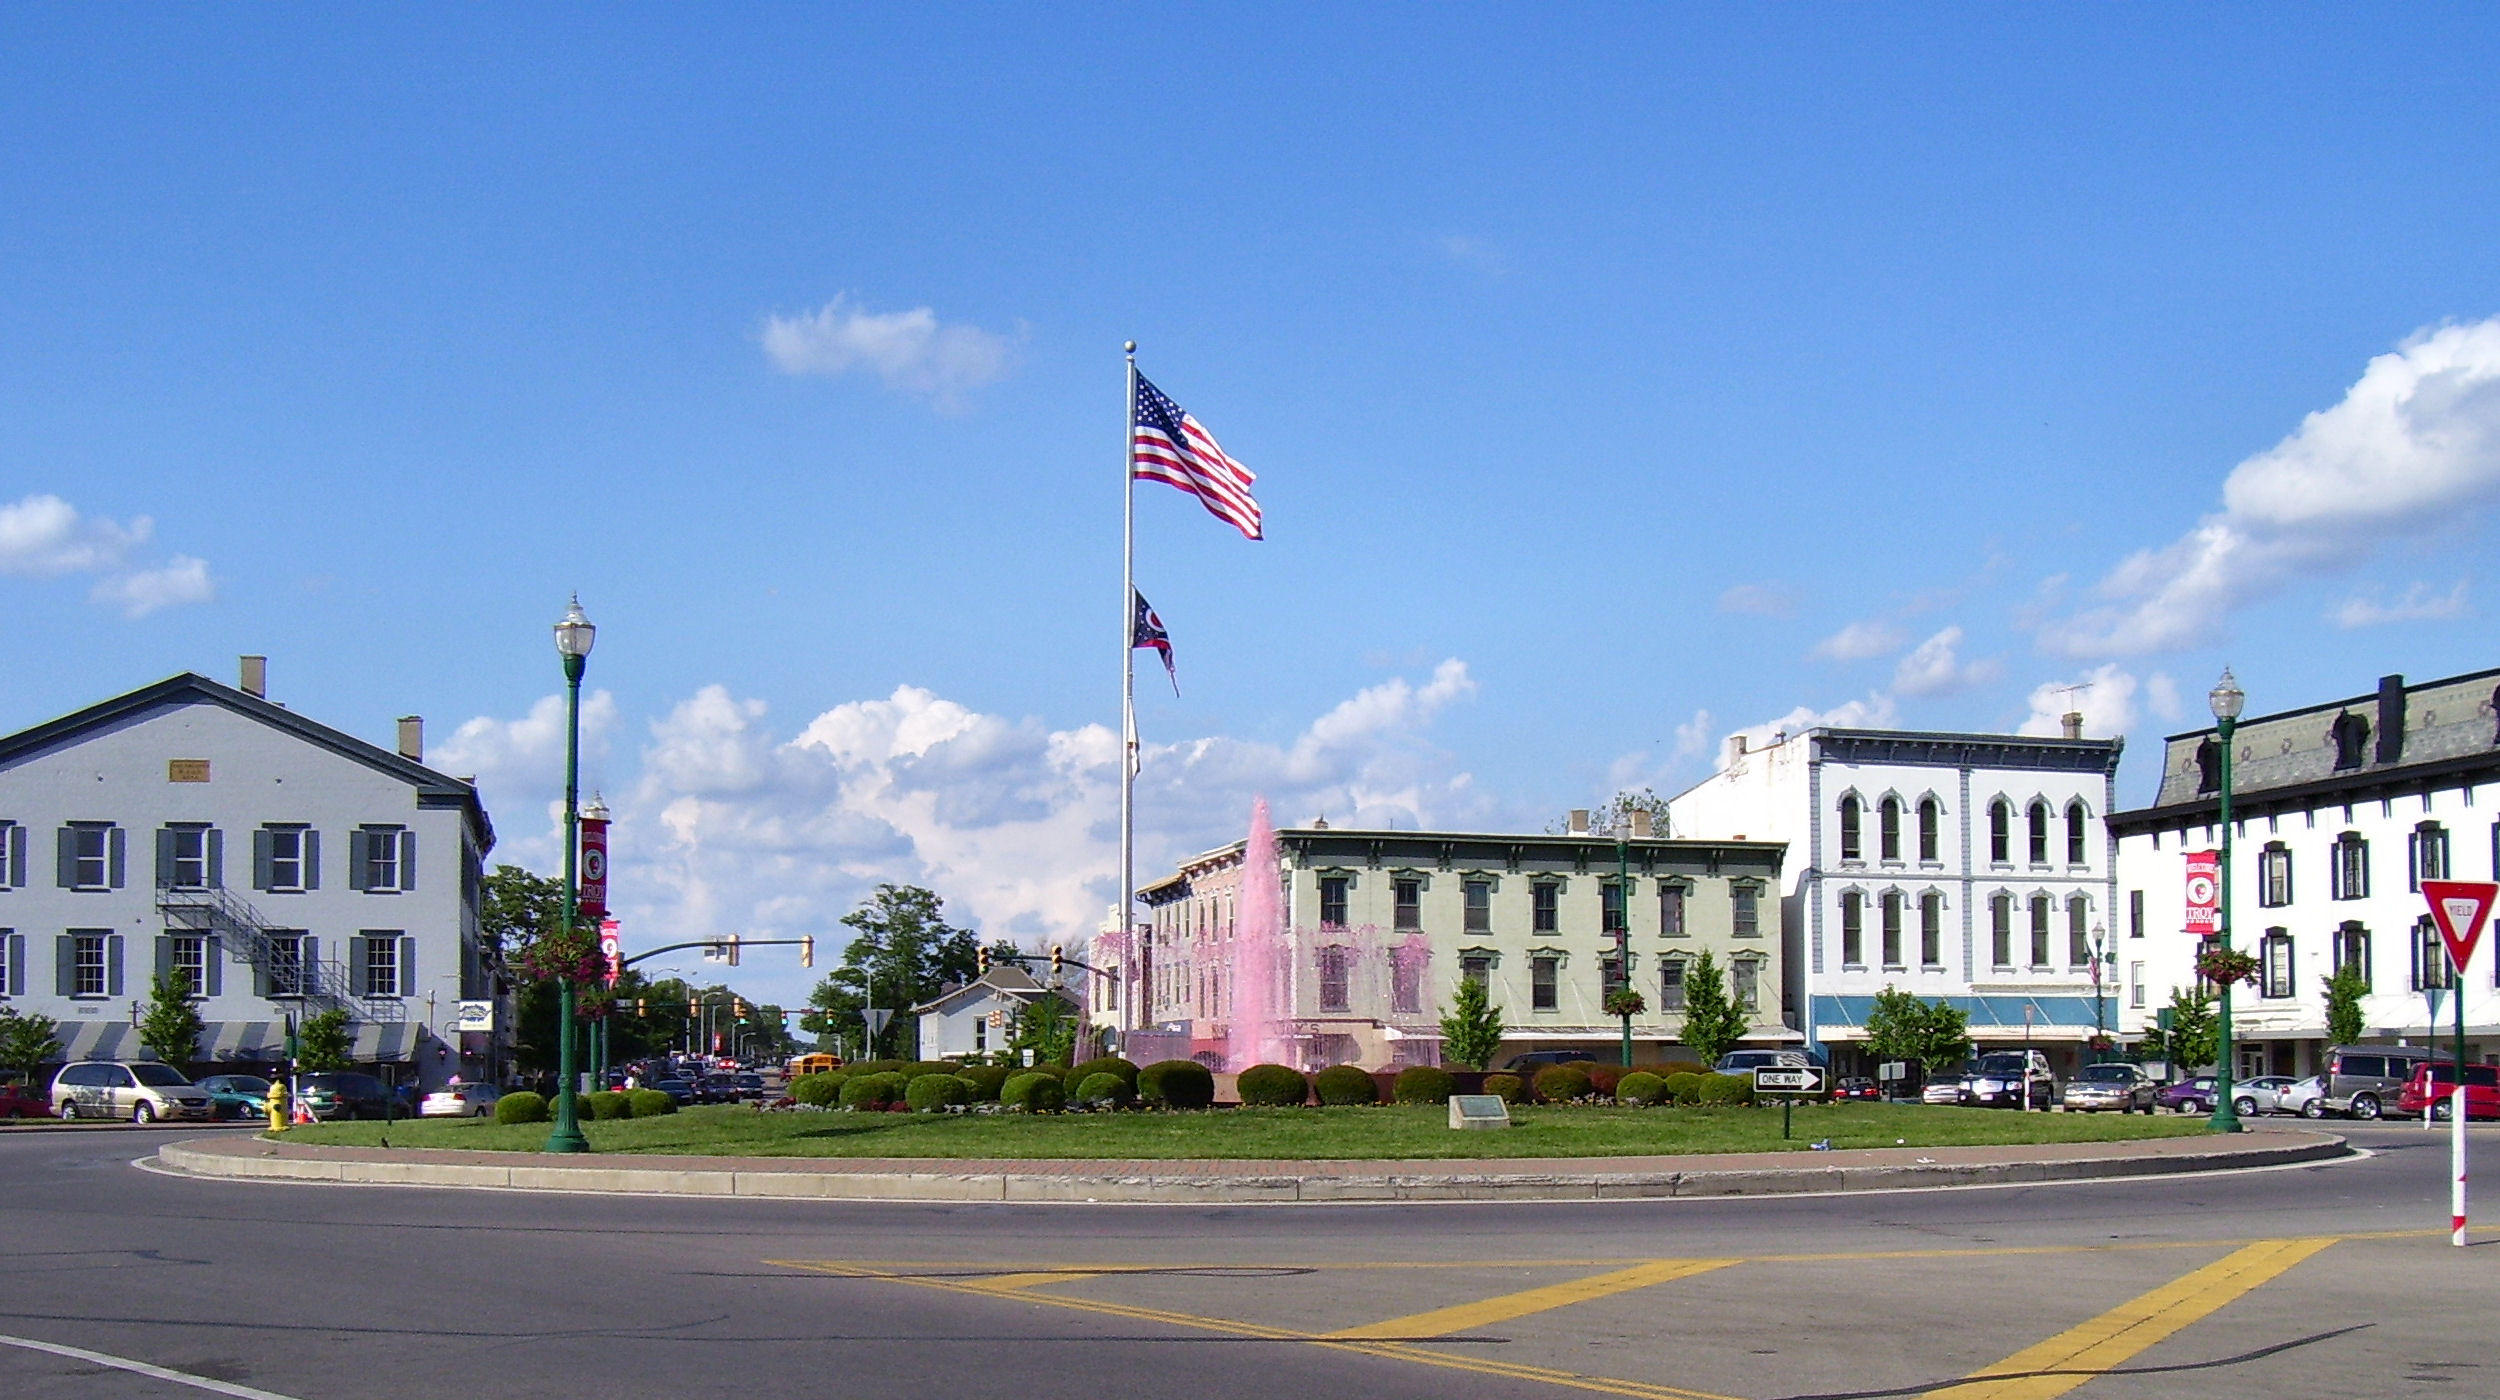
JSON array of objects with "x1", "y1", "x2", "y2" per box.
[{"x1": 157, "y1": 885, "x2": 405, "y2": 1024}]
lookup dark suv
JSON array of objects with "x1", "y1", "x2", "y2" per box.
[{"x1": 296, "y1": 1072, "x2": 396, "y2": 1121}]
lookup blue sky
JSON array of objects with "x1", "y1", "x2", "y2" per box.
[{"x1": 6, "y1": 10, "x2": 2498, "y2": 1007}]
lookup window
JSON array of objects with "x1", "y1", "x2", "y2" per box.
[
  {"x1": 1838, "y1": 794, "x2": 1862, "y2": 861},
  {"x1": 1531, "y1": 882, "x2": 1559, "y2": 933},
  {"x1": 1390, "y1": 951, "x2": 1421, "y2": 1014},
  {"x1": 1917, "y1": 798, "x2": 1941, "y2": 863},
  {"x1": 169, "y1": 934, "x2": 208, "y2": 997},
  {"x1": 59, "y1": 823, "x2": 124, "y2": 890},
  {"x1": 2413, "y1": 918, "x2": 2453, "y2": 992},
  {"x1": 1879, "y1": 798, "x2": 1902, "y2": 862},
  {"x1": 1601, "y1": 881, "x2": 1626, "y2": 934},
  {"x1": 158, "y1": 825, "x2": 219, "y2": 890},
  {"x1": 2331, "y1": 711, "x2": 2370, "y2": 770},
  {"x1": 2029, "y1": 895, "x2": 2052, "y2": 967},
  {"x1": 1731, "y1": 957, "x2": 1761, "y2": 1012},
  {"x1": 1659, "y1": 956, "x2": 1686, "y2": 1011},
  {"x1": 1600, "y1": 953, "x2": 1628, "y2": 1000},
  {"x1": 2195, "y1": 738, "x2": 2220, "y2": 794},
  {"x1": 1317, "y1": 946, "x2": 1349, "y2": 1011},
  {"x1": 2129, "y1": 962, "x2": 2147, "y2": 1008},
  {"x1": 1392, "y1": 878, "x2": 1421, "y2": 931},
  {"x1": 0, "y1": 822, "x2": 20, "y2": 888},
  {"x1": 1991, "y1": 895, "x2": 2013, "y2": 968},
  {"x1": 1919, "y1": 892, "x2": 1943, "y2": 967},
  {"x1": 0, "y1": 931, "x2": 12, "y2": 996},
  {"x1": 1460, "y1": 953, "x2": 1492, "y2": 987},
  {"x1": 1839, "y1": 891, "x2": 1864, "y2": 967},
  {"x1": 2258, "y1": 843, "x2": 2293, "y2": 907},
  {"x1": 1880, "y1": 890, "x2": 1904, "y2": 968},
  {"x1": 1463, "y1": 879, "x2": 1492, "y2": 933},
  {"x1": 1318, "y1": 876, "x2": 1348, "y2": 929},
  {"x1": 2067, "y1": 896, "x2": 2092, "y2": 966},
  {"x1": 1732, "y1": 883, "x2": 1760, "y2": 938},
  {"x1": 2411, "y1": 822, "x2": 2450, "y2": 890},
  {"x1": 2129, "y1": 888, "x2": 2144, "y2": 938},
  {"x1": 356, "y1": 826, "x2": 415, "y2": 893},
  {"x1": 2259, "y1": 931, "x2": 2294, "y2": 999},
  {"x1": 1531, "y1": 955, "x2": 1558, "y2": 1011},
  {"x1": 256, "y1": 826, "x2": 319, "y2": 893},
  {"x1": 359, "y1": 933, "x2": 408, "y2": 998},
  {"x1": 2066, "y1": 802, "x2": 2089, "y2": 866},
  {"x1": 2332, "y1": 833, "x2": 2369, "y2": 900},
  {"x1": 2332, "y1": 922, "x2": 2371, "y2": 992},
  {"x1": 1989, "y1": 802, "x2": 2012, "y2": 864},
  {"x1": 1659, "y1": 882, "x2": 1686, "y2": 936},
  {"x1": 2027, "y1": 802, "x2": 2050, "y2": 864},
  {"x1": 72, "y1": 931, "x2": 109, "y2": 997},
  {"x1": 265, "y1": 933, "x2": 306, "y2": 998}
]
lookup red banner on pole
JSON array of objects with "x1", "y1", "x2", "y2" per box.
[
  {"x1": 599, "y1": 917, "x2": 622, "y2": 988},
  {"x1": 579, "y1": 811, "x2": 610, "y2": 921},
  {"x1": 2423, "y1": 880, "x2": 2498, "y2": 973},
  {"x1": 2184, "y1": 851, "x2": 2220, "y2": 937}
]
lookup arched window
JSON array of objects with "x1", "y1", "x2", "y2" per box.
[
  {"x1": 1917, "y1": 798, "x2": 1941, "y2": 863},
  {"x1": 1839, "y1": 890, "x2": 1864, "y2": 967},
  {"x1": 1989, "y1": 801, "x2": 2012, "y2": 864},
  {"x1": 2029, "y1": 894, "x2": 2053, "y2": 967},
  {"x1": 2066, "y1": 800, "x2": 2089, "y2": 866},
  {"x1": 1919, "y1": 891, "x2": 1944, "y2": 966},
  {"x1": 2027, "y1": 801, "x2": 2050, "y2": 864},
  {"x1": 2067, "y1": 895, "x2": 2092, "y2": 965},
  {"x1": 1880, "y1": 890, "x2": 1905, "y2": 968},
  {"x1": 1990, "y1": 894, "x2": 2014, "y2": 967},
  {"x1": 1879, "y1": 797, "x2": 1902, "y2": 862},
  {"x1": 1838, "y1": 795, "x2": 1862, "y2": 861}
]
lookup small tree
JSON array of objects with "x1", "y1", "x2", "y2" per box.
[
  {"x1": 1861, "y1": 986, "x2": 1969, "y2": 1080},
  {"x1": 1678, "y1": 950, "x2": 1749, "y2": 1066},
  {"x1": 1915, "y1": 997, "x2": 1973, "y2": 1078},
  {"x1": 1439, "y1": 974, "x2": 1505, "y2": 1070},
  {"x1": 138, "y1": 970, "x2": 205, "y2": 1068},
  {"x1": 297, "y1": 1009, "x2": 354, "y2": 1071},
  {"x1": 1010, "y1": 994, "x2": 1077, "y2": 1067},
  {"x1": 2322, "y1": 965, "x2": 2368, "y2": 1047},
  {"x1": 0, "y1": 1007, "x2": 63, "y2": 1084},
  {"x1": 2160, "y1": 988, "x2": 2218, "y2": 1071}
]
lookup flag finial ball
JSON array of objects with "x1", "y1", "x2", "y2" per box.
[{"x1": 1124, "y1": 340, "x2": 1136, "y2": 354}]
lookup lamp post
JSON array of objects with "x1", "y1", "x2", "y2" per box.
[
  {"x1": 2207, "y1": 668, "x2": 2245, "y2": 1134},
  {"x1": 1616, "y1": 821, "x2": 1634, "y2": 1069},
  {"x1": 2087, "y1": 922, "x2": 2109, "y2": 1062},
  {"x1": 544, "y1": 595, "x2": 596, "y2": 1154}
]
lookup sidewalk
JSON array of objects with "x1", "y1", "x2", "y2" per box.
[{"x1": 153, "y1": 1124, "x2": 2348, "y2": 1203}]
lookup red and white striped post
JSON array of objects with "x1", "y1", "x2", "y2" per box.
[{"x1": 2421, "y1": 881, "x2": 2496, "y2": 1249}]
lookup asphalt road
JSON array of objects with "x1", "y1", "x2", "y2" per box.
[{"x1": 3, "y1": 1122, "x2": 2495, "y2": 1400}]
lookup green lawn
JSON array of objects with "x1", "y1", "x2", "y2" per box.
[{"x1": 281, "y1": 1102, "x2": 2212, "y2": 1160}]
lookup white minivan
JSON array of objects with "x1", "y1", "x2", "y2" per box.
[{"x1": 51, "y1": 1061, "x2": 217, "y2": 1123}]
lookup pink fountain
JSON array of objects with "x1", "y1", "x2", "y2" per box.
[{"x1": 1227, "y1": 797, "x2": 1291, "y2": 1070}]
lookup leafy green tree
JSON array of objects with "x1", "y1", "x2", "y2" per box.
[
  {"x1": 482, "y1": 864, "x2": 569, "y2": 962},
  {"x1": 2322, "y1": 964, "x2": 2369, "y2": 1047},
  {"x1": 138, "y1": 970, "x2": 205, "y2": 1067},
  {"x1": 0, "y1": 1007, "x2": 63, "y2": 1083},
  {"x1": 2161, "y1": 988, "x2": 2219, "y2": 1071},
  {"x1": 1010, "y1": 993, "x2": 1077, "y2": 1067},
  {"x1": 1862, "y1": 987, "x2": 1973, "y2": 1080},
  {"x1": 1677, "y1": 950, "x2": 1749, "y2": 1066},
  {"x1": 801, "y1": 884, "x2": 980, "y2": 1059},
  {"x1": 297, "y1": 1009, "x2": 353, "y2": 1071},
  {"x1": 1912, "y1": 997, "x2": 1973, "y2": 1078},
  {"x1": 1438, "y1": 973, "x2": 1505, "y2": 1069}
]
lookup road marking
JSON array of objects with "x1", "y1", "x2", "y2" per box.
[
  {"x1": 0, "y1": 1333, "x2": 305, "y2": 1400},
  {"x1": 1922, "y1": 1236, "x2": 2340, "y2": 1399},
  {"x1": 1329, "y1": 1259, "x2": 1739, "y2": 1339},
  {"x1": 967, "y1": 1270, "x2": 1105, "y2": 1292}
]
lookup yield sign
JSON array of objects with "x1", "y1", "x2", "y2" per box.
[{"x1": 2422, "y1": 880, "x2": 2499, "y2": 974}]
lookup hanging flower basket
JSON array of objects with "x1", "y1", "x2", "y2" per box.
[
  {"x1": 2086, "y1": 1033, "x2": 2115, "y2": 1052},
  {"x1": 2193, "y1": 946, "x2": 2261, "y2": 987},
  {"x1": 1603, "y1": 989, "x2": 1648, "y2": 1018}
]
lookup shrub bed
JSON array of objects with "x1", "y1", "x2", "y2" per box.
[
  {"x1": 905, "y1": 1074, "x2": 973, "y2": 1112},
  {"x1": 790, "y1": 1073, "x2": 842, "y2": 1108},
  {"x1": 1070, "y1": 1056, "x2": 1140, "y2": 1092},
  {"x1": 954, "y1": 1064, "x2": 1013, "y2": 1102},
  {"x1": 1073, "y1": 1072, "x2": 1134, "y2": 1107},
  {"x1": 1616, "y1": 1072, "x2": 1668, "y2": 1106},
  {"x1": 584, "y1": 1090, "x2": 631, "y2": 1120},
  {"x1": 1236, "y1": 1063, "x2": 1309, "y2": 1107},
  {"x1": 626, "y1": 1088, "x2": 676, "y2": 1118},
  {"x1": 1392, "y1": 1065, "x2": 1457, "y2": 1105},
  {"x1": 1664, "y1": 1072, "x2": 1705, "y2": 1106},
  {"x1": 1533, "y1": 1065, "x2": 1595, "y2": 1103},
  {"x1": 1312, "y1": 1064, "x2": 1380, "y2": 1106},
  {"x1": 839, "y1": 1072, "x2": 908, "y2": 1110},
  {"x1": 494, "y1": 1090, "x2": 548, "y2": 1125},
  {"x1": 1137, "y1": 1059, "x2": 1214, "y2": 1109},
  {"x1": 1482, "y1": 1073, "x2": 1529, "y2": 1104},
  {"x1": 1001, "y1": 1072, "x2": 1065, "y2": 1113},
  {"x1": 902, "y1": 1061, "x2": 960, "y2": 1081},
  {"x1": 1580, "y1": 1062, "x2": 1625, "y2": 1096},
  {"x1": 1699, "y1": 1072, "x2": 1754, "y2": 1106}
]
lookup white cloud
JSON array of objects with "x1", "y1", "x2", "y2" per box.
[
  {"x1": 2015, "y1": 663, "x2": 2166, "y2": 738},
  {"x1": 1671, "y1": 708, "x2": 1715, "y2": 761},
  {"x1": 762, "y1": 294, "x2": 1018, "y2": 407},
  {"x1": 2330, "y1": 579, "x2": 2469, "y2": 629},
  {"x1": 88, "y1": 555, "x2": 215, "y2": 618},
  {"x1": 2043, "y1": 318, "x2": 2500, "y2": 657},
  {"x1": 1890, "y1": 626, "x2": 2002, "y2": 698},
  {"x1": 1727, "y1": 693, "x2": 1900, "y2": 755},
  {"x1": 1716, "y1": 583, "x2": 1796, "y2": 617},
  {"x1": 1813, "y1": 619, "x2": 1907, "y2": 662},
  {"x1": 433, "y1": 690, "x2": 622, "y2": 789},
  {"x1": 0, "y1": 493, "x2": 149, "y2": 575}
]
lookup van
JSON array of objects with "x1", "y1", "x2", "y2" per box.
[
  {"x1": 50, "y1": 1061, "x2": 216, "y2": 1123},
  {"x1": 2396, "y1": 1062, "x2": 2500, "y2": 1121},
  {"x1": 2320, "y1": 1044, "x2": 2432, "y2": 1120}
]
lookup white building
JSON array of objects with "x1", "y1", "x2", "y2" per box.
[
  {"x1": 1672, "y1": 723, "x2": 2125, "y2": 1074},
  {"x1": 911, "y1": 964, "x2": 1079, "y2": 1061},
  {"x1": 2111, "y1": 669, "x2": 2500, "y2": 1078},
  {"x1": 0, "y1": 662, "x2": 498, "y2": 1090}
]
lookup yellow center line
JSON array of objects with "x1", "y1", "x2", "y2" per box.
[
  {"x1": 1921, "y1": 1236, "x2": 2341, "y2": 1400},
  {"x1": 969, "y1": 1271, "x2": 1105, "y2": 1292},
  {"x1": 1329, "y1": 1259, "x2": 1740, "y2": 1339}
]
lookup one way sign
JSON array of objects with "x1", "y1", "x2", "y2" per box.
[{"x1": 2423, "y1": 881, "x2": 2498, "y2": 974}]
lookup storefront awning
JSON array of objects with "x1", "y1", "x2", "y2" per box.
[
  {"x1": 43, "y1": 1018, "x2": 423, "y2": 1066},
  {"x1": 1812, "y1": 995, "x2": 2108, "y2": 1040}
]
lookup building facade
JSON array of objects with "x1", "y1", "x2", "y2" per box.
[
  {"x1": 0, "y1": 667, "x2": 498, "y2": 1090},
  {"x1": 911, "y1": 964, "x2": 1081, "y2": 1061},
  {"x1": 1103, "y1": 822, "x2": 1791, "y2": 1070},
  {"x1": 2111, "y1": 669, "x2": 2500, "y2": 1077},
  {"x1": 1672, "y1": 724, "x2": 2126, "y2": 1075}
]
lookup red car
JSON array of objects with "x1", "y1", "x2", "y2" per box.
[
  {"x1": 2396, "y1": 1063, "x2": 2500, "y2": 1121},
  {"x1": 1833, "y1": 1076, "x2": 1881, "y2": 1101},
  {"x1": 0, "y1": 1082, "x2": 55, "y2": 1120}
]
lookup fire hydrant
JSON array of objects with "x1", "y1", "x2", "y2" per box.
[{"x1": 265, "y1": 1079, "x2": 290, "y2": 1133}]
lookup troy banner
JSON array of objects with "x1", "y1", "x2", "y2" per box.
[
  {"x1": 2185, "y1": 850, "x2": 2220, "y2": 936},
  {"x1": 579, "y1": 809, "x2": 610, "y2": 921},
  {"x1": 599, "y1": 917, "x2": 622, "y2": 988}
]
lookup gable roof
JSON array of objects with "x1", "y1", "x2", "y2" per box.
[
  {"x1": 0, "y1": 671, "x2": 494, "y2": 851},
  {"x1": 910, "y1": 962, "x2": 1080, "y2": 1016}
]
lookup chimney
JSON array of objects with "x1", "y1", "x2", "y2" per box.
[
  {"x1": 239, "y1": 656, "x2": 267, "y2": 699},
  {"x1": 1629, "y1": 809, "x2": 1654, "y2": 839},
  {"x1": 2375, "y1": 675, "x2": 2405, "y2": 765},
  {"x1": 397, "y1": 716, "x2": 424, "y2": 762},
  {"x1": 2061, "y1": 711, "x2": 2084, "y2": 740},
  {"x1": 1569, "y1": 808, "x2": 1591, "y2": 834}
]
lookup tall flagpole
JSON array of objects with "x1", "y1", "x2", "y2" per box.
[{"x1": 1120, "y1": 341, "x2": 1139, "y2": 1038}]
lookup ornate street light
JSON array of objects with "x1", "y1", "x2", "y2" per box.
[
  {"x1": 2207, "y1": 668, "x2": 2244, "y2": 1134},
  {"x1": 2087, "y1": 921, "x2": 2110, "y2": 1062},
  {"x1": 545, "y1": 595, "x2": 596, "y2": 1153}
]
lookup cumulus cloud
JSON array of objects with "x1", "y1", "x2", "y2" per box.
[
  {"x1": 2042, "y1": 318, "x2": 2500, "y2": 657},
  {"x1": 1672, "y1": 708, "x2": 1716, "y2": 761},
  {"x1": 89, "y1": 555, "x2": 214, "y2": 618},
  {"x1": 433, "y1": 690, "x2": 622, "y2": 789},
  {"x1": 1813, "y1": 620, "x2": 1907, "y2": 662},
  {"x1": 1717, "y1": 583, "x2": 1797, "y2": 617},
  {"x1": 1890, "y1": 626, "x2": 2002, "y2": 698},
  {"x1": 2015, "y1": 663, "x2": 2169, "y2": 738},
  {"x1": 2330, "y1": 579, "x2": 2469, "y2": 629},
  {"x1": 1726, "y1": 693, "x2": 1900, "y2": 756},
  {"x1": 762, "y1": 294, "x2": 1018, "y2": 407},
  {"x1": 0, "y1": 493, "x2": 216, "y2": 618}
]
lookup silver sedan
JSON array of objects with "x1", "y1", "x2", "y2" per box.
[{"x1": 2231, "y1": 1075, "x2": 2302, "y2": 1117}]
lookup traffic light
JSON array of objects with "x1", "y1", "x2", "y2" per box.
[
  {"x1": 977, "y1": 945, "x2": 991, "y2": 974},
  {"x1": 688, "y1": 1000, "x2": 701, "y2": 1016},
  {"x1": 800, "y1": 935, "x2": 814, "y2": 968},
  {"x1": 635, "y1": 998, "x2": 647, "y2": 1016},
  {"x1": 727, "y1": 934, "x2": 741, "y2": 967},
  {"x1": 1051, "y1": 944, "x2": 1064, "y2": 980},
  {"x1": 733, "y1": 999, "x2": 747, "y2": 1019}
]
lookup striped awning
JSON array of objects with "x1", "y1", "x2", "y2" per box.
[
  {"x1": 1812, "y1": 994, "x2": 2107, "y2": 1041},
  {"x1": 46, "y1": 1018, "x2": 421, "y2": 1065}
]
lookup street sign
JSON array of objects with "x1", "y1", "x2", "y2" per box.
[
  {"x1": 861, "y1": 1008, "x2": 892, "y2": 1036},
  {"x1": 1878, "y1": 1061, "x2": 1907, "y2": 1082},
  {"x1": 451, "y1": 1000, "x2": 494, "y2": 1032},
  {"x1": 2422, "y1": 881, "x2": 2498, "y2": 972},
  {"x1": 1753, "y1": 1067, "x2": 1824, "y2": 1093}
]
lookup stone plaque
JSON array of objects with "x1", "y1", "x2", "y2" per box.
[
  {"x1": 167, "y1": 759, "x2": 211, "y2": 782},
  {"x1": 1447, "y1": 1094, "x2": 1511, "y2": 1130}
]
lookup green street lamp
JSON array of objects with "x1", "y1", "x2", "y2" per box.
[
  {"x1": 1616, "y1": 820, "x2": 1634, "y2": 1069},
  {"x1": 545, "y1": 594, "x2": 597, "y2": 1154},
  {"x1": 2207, "y1": 667, "x2": 2245, "y2": 1135}
]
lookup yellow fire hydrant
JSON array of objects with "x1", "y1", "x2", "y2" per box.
[{"x1": 265, "y1": 1079, "x2": 290, "y2": 1133}]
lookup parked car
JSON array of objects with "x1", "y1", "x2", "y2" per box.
[
  {"x1": 2396, "y1": 1063, "x2": 2500, "y2": 1121},
  {"x1": 1714, "y1": 1050, "x2": 1817, "y2": 1076},
  {"x1": 194, "y1": 1074, "x2": 274, "y2": 1120},
  {"x1": 648, "y1": 1078, "x2": 698, "y2": 1106},
  {"x1": 1920, "y1": 1080, "x2": 1964, "y2": 1106},
  {"x1": 2062, "y1": 1062, "x2": 2158, "y2": 1113},
  {"x1": 732, "y1": 1073, "x2": 768, "y2": 1102},
  {"x1": 420, "y1": 1083, "x2": 505, "y2": 1118},
  {"x1": 1958, "y1": 1051, "x2": 2055, "y2": 1109},
  {"x1": 2156, "y1": 1076, "x2": 2219, "y2": 1114},
  {"x1": 295, "y1": 1072, "x2": 397, "y2": 1121},
  {"x1": 2321, "y1": 1044, "x2": 2433, "y2": 1121},
  {"x1": 0, "y1": 1081, "x2": 56, "y2": 1119},
  {"x1": 1833, "y1": 1076, "x2": 1880, "y2": 1101},
  {"x1": 2231, "y1": 1075, "x2": 2302, "y2": 1118},
  {"x1": 51, "y1": 1062, "x2": 217, "y2": 1123},
  {"x1": 2280, "y1": 1076, "x2": 2329, "y2": 1118}
]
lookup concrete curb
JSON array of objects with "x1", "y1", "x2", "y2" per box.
[{"x1": 152, "y1": 1129, "x2": 2350, "y2": 1204}]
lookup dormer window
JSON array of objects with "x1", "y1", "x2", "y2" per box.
[
  {"x1": 2331, "y1": 712, "x2": 2370, "y2": 771},
  {"x1": 2195, "y1": 738, "x2": 2219, "y2": 794}
]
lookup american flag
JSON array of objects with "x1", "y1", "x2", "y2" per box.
[
  {"x1": 1132, "y1": 588, "x2": 1178, "y2": 695},
  {"x1": 1132, "y1": 373, "x2": 1261, "y2": 541}
]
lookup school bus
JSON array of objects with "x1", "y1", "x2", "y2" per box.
[{"x1": 787, "y1": 1053, "x2": 841, "y2": 1078}]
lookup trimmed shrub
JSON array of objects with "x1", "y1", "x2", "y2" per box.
[
  {"x1": 1533, "y1": 1064, "x2": 1595, "y2": 1104},
  {"x1": 854, "y1": 1059, "x2": 908, "y2": 1077},
  {"x1": 1312, "y1": 1064, "x2": 1380, "y2": 1106},
  {"x1": 1699, "y1": 1072, "x2": 1754, "y2": 1106},
  {"x1": 1482, "y1": 1073, "x2": 1529, "y2": 1104},
  {"x1": 790, "y1": 1073, "x2": 841, "y2": 1108},
  {"x1": 1137, "y1": 1059, "x2": 1215, "y2": 1110},
  {"x1": 1664, "y1": 1072, "x2": 1706, "y2": 1106},
  {"x1": 955, "y1": 1064, "x2": 1014, "y2": 1102},
  {"x1": 494, "y1": 1090, "x2": 549, "y2": 1125},
  {"x1": 1073, "y1": 1072, "x2": 1134, "y2": 1107},
  {"x1": 1581, "y1": 1063, "x2": 1626, "y2": 1096},
  {"x1": 583, "y1": 1090, "x2": 631, "y2": 1120},
  {"x1": 1001, "y1": 1071, "x2": 1065, "y2": 1112},
  {"x1": 1070, "y1": 1056, "x2": 1140, "y2": 1092},
  {"x1": 1616, "y1": 1072, "x2": 1668, "y2": 1107},
  {"x1": 839, "y1": 1072, "x2": 907, "y2": 1111},
  {"x1": 626, "y1": 1088, "x2": 676, "y2": 1118},
  {"x1": 1653, "y1": 1060, "x2": 1708, "y2": 1080},
  {"x1": 1392, "y1": 1065, "x2": 1457, "y2": 1105},
  {"x1": 905, "y1": 1074, "x2": 973, "y2": 1112},
  {"x1": 901, "y1": 1060, "x2": 961, "y2": 1081},
  {"x1": 1236, "y1": 1063, "x2": 1309, "y2": 1107}
]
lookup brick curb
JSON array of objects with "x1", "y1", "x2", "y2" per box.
[{"x1": 151, "y1": 1127, "x2": 2349, "y2": 1203}]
